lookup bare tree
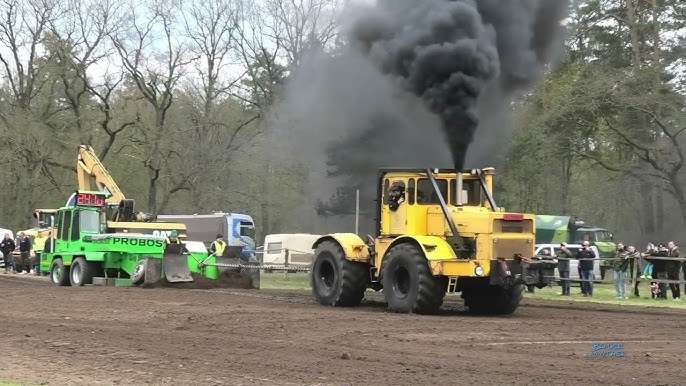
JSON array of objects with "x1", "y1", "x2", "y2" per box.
[
  {"x1": 43, "y1": 0, "x2": 131, "y2": 158},
  {"x1": 0, "y1": 0, "x2": 58, "y2": 112},
  {"x1": 264, "y1": 0, "x2": 341, "y2": 68},
  {"x1": 110, "y1": 0, "x2": 196, "y2": 214}
]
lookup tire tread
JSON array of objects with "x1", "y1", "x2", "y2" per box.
[
  {"x1": 383, "y1": 243, "x2": 446, "y2": 314},
  {"x1": 312, "y1": 241, "x2": 368, "y2": 307}
]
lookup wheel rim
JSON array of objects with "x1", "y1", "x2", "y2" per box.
[
  {"x1": 318, "y1": 259, "x2": 335, "y2": 290},
  {"x1": 133, "y1": 263, "x2": 143, "y2": 277},
  {"x1": 71, "y1": 263, "x2": 81, "y2": 284},
  {"x1": 392, "y1": 266, "x2": 411, "y2": 298},
  {"x1": 52, "y1": 266, "x2": 60, "y2": 283}
]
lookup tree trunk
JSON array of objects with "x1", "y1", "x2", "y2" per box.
[{"x1": 560, "y1": 154, "x2": 572, "y2": 214}]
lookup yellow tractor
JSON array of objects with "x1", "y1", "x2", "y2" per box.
[{"x1": 309, "y1": 168, "x2": 556, "y2": 315}]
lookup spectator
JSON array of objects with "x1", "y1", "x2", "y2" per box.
[
  {"x1": 17, "y1": 232, "x2": 32, "y2": 275},
  {"x1": 665, "y1": 241, "x2": 681, "y2": 301},
  {"x1": 577, "y1": 241, "x2": 596, "y2": 297},
  {"x1": 647, "y1": 244, "x2": 669, "y2": 299},
  {"x1": 0, "y1": 233, "x2": 15, "y2": 274},
  {"x1": 625, "y1": 245, "x2": 641, "y2": 297},
  {"x1": 612, "y1": 243, "x2": 629, "y2": 299},
  {"x1": 556, "y1": 242, "x2": 573, "y2": 296}
]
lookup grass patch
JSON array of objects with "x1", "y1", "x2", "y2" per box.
[
  {"x1": 260, "y1": 272, "x2": 311, "y2": 290},
  {"x1": 526, "y1": 282, "x2": 686, "y2": 309},
  {"x1": 257, "y1": 272, "x2": 686, "y2": 309},
  {"x1": 0, "y1": 380, "x2": 25, "y2": 386}
]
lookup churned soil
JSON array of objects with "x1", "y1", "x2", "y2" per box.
[
  {"x1": 143, "y1": 271, "x2": 257, "y2": 290},
  {"x1": 0, "y1": 274, "x2": 684, "y2": 386}
]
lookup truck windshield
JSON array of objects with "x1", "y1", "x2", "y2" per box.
[
  {"x1": 80, "y1": 210, "x2": 101, "y2": 233},
  {"x1": 594, "y1": 231, "x2": 613, "y2": 242},
  {"x1": 239, "y1": 221, "x2": 255, "y2": 239},
  {"x1": 36, "y1": 212, "x2": 55, "y2": 229}
]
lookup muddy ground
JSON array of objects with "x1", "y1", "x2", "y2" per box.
[{"x1": 0, "y1": 274, "x2": 684, "y2": 386}]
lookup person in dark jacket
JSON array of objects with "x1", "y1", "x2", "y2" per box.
[
  {"x1": 612, "y1": 243, "x2": 629, "y2": 299},
  {"x1": 576, "y1": 241, "x2": 596, "y2": 296},
  {"x1": 646, "y1": 244, "x2": 669, "y2": 299},
  {"x1": 17, "y1": 232, "x2": 32, "y2": 274},
  {"x1": 556, "y1": 242, "x2": 573, "y2": 296},
  {"x1": 0, "y1": 233, "x2": 15, "y2": 274},
  {"x1": 665, "y1": 241, "x2": 681, "y2": 301}
]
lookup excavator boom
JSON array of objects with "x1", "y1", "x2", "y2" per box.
[{"x1": 77, "y1": 145, "x2": 126, "y2": 204}]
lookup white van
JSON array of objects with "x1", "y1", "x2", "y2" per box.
[
  {"x1": 535, "y1": 243, "x2": 602, "y2": 282},
  {"x1": 261, "y1": 234, "x2": 321, "y2": 268}
]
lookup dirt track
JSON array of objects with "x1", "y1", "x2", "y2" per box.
[{"x1": 1, "y1": 274, "x2": 684, "y2": 386}]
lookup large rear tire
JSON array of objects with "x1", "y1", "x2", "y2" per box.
[
  {"x1": 69, "y1": 257, "x2": 93, "y2": 286},
  {"x1": 50, "y1": 258, "x2": 71, "y2": 286},
  {"x1": 381, "y1": 243, "x2": 447, "y2": 314},
  {"x1": 311, "y1": 241, "x2": 368, "y2": 307},
  {"x1": 464, "y1": 283, "x2": 524, "y2": 315}
]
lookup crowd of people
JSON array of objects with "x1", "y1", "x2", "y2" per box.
[
  {"x1": 549, "y1": 240, "x2": 684, "y2": 300},
  {"x1": 0, "y1": 232, "x2": 37, "y2": 275}
]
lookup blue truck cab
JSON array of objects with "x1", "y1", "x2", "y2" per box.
[{"x1": 156, "y1": 212, "x2": 256, "y2": 261}]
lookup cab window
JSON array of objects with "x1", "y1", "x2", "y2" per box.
[
  {"x1": 71, "y1": 211, "x2": 81, "y2": 241},
  {"x1": 416, "y1": 178, "x2": 447, "y2": 205},
  {"x1": 407, "y1": 178, "x2": 415, "y2": 205},
  {"x1": 450, "y1": 179, "x2": 483, "y2": 206},
  {"x1": 60, "y1": 211, "x2": 71, "y2": 241},
  {"x1": 80, "y1": 210, "x2": 101, "y2": 233},
  {"x1": 239, "y1": 221, "x2": 255, "y2": 239}
]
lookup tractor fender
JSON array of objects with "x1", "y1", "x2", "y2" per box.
[
  {"x1": 378, "y1": 236, "x2": 457, "y2": 279},
  {"x1": 312, "y1": 233, "x2": 370, "y2": 263},
  {"x1": 385, "y1": 235, "x2": 457, "y2": 262}
]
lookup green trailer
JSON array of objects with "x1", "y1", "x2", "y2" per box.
[
  {"x1": 535, "y1": 215, "x2": 617, "y2": 279},
  {"x1": 39, "y1": 190, "x2": 259, "y2": 288}
]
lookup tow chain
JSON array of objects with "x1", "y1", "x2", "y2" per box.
[{"x1": 203, "y1": 262, "x2": 312, "y2": 272}]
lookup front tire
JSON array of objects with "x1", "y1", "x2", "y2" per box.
[
  {"x1": 381, "y1": 243, "x2": 447, "y2": 314},
  {"x1": 311, "y1": 241, "x2": 368, "y2": 307},
  {"x1": 50, "y1": 258, "x2": 71, "y2": 286},
  {"x1": 69, "y1": 257, "x2": 93, "y2": 286}
]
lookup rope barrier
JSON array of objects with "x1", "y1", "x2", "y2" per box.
[{"x1": 539, "y1": 255, "x2": 686, "y2": 261}]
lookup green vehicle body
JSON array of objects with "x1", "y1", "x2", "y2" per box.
[
  {"x1": 535, "y1": 215, "x2": 617, "y2": 267},
  {"x1": 38, "y1": 191, "x2": 231, "y2": 286}
]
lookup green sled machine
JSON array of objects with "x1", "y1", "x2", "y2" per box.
[{"x1": 38, "y1": 190, "x2": 259, "y2": 289}]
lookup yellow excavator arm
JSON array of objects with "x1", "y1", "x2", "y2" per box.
[{"x1": 77, "y1": 145, "x2": 126, "y2": 204}]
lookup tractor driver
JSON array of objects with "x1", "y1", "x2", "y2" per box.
[
  {"x1": 209, "y1": 234, "x2": 226, "y2": 257},
  {"x1": 388, "y1": 183, "x2": 405, "y2": 211},
  {"x1": 166, "y1": 230, "x2": 181, "y2": 244}
]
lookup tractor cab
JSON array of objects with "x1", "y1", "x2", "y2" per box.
[
  {"x1": 47, "y1": 191, "x2": 107, "y2": 255},
  {"x1": 377, "y1": 168, "x2": 535, "y2": 261}
]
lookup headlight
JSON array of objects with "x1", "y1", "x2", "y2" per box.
[{"x1": 475, "y1": 266, "x2": 484, "y2": 276}]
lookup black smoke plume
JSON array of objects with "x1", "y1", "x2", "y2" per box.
[{"x1": 273, "y1": 0, "x2": 569, "y2": 233}]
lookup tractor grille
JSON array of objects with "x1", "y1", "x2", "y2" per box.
[
  {"x1": 493, "y1": 219, "x2": 533, "y2": 233},
  {"x1": 493, "y1": 238, "x2": 533, "y2": 259}
]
